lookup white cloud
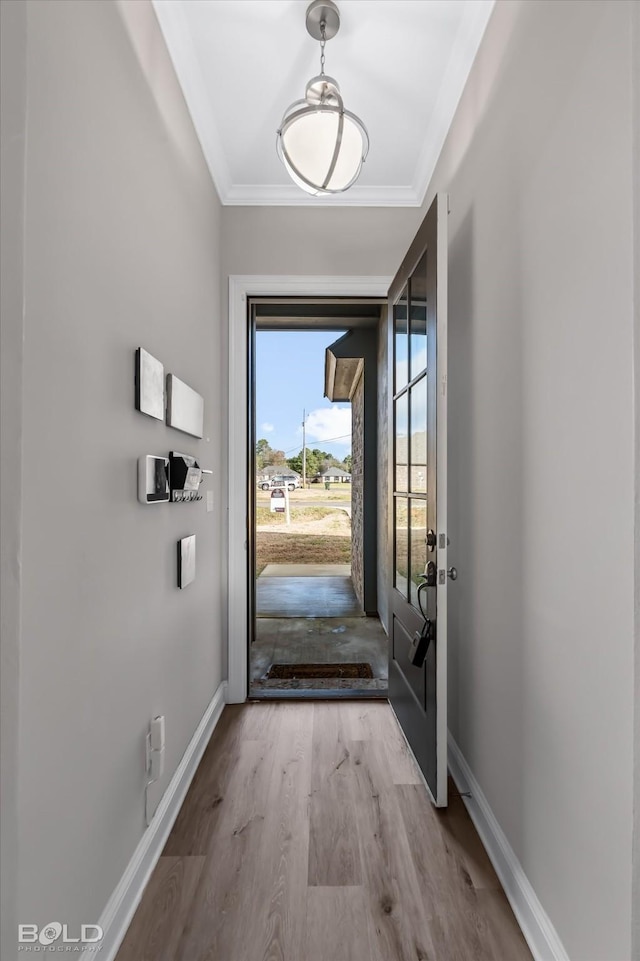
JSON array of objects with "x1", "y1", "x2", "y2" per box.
[
  {"x1": 305, "y1": 406, "x2": 351, "y2": 445},
  {"x1": 261, "y1": 422, "x2": 274, "y2": 433}
]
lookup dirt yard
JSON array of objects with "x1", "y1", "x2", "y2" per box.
[{"x1": 255, "y1": 506, "x2": 351, "y2": 575}]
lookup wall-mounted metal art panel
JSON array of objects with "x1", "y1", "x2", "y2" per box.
[
  {"x1": 135, "y1": 348, "x2": 164, "y2": 421},
  {"x1": 166, "y1": 374, "x2": 204, "y2": 438}
]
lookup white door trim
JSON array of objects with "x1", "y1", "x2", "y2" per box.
[{"x1": 227, "y1": 274, "x2": 392, "y2": 703}]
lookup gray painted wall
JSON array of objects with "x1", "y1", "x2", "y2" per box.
[
  {"x1": 3, "y1": 1, "x2": 224, "y2": 956},
  {"x1": 633, "y1": 2, "x2": 640, "y2": 956},
  {"x1": 422, "y1": 1, "x2": 635, "y2": 958},
  {"x1": 0, "y1": 3, "x2": 27, "y2": 958},
  {"x1": 221, "y1": 206, "x2": 420, "y2": 280}
]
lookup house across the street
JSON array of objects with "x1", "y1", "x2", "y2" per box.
[
  {"x1": 315, "y1": 467, "x2": 352, "y2": 484},
  {"x1": 256, "y1": 465, "x2": 301, "y2": 485}
]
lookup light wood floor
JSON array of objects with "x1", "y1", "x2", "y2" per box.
[{"x1": 116, "y1": 702, "x2": 533, "y2": 961}]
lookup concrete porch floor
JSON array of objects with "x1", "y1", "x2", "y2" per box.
[
  {"x1": 252, "y1": 564, "x2": 388, "y2": 694},
  {"x1": 250, "y1": 616, "x2": 388, "y2": 693},
  {"x1": 256, "y1": 577, "x2": 363, "y2": 618}
]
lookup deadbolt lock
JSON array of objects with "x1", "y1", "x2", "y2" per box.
[{"x1": 426, "y1": 529, "x2": 436, "y2": 552}]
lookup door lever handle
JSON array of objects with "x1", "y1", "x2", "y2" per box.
[{"x1": 421, "y1": 561, "x2": 437, "y2": 588}]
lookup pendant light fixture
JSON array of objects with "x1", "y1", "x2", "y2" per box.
[{"x1": 276, "y1": 0, "x2": 369, "y2": 196}]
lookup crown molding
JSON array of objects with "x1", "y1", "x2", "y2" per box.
[
  {"x1": 413, "y1": 0, "x2": 495, "y2": 206},
  {"x1": 222, "y1": 183, "x2": 422, "y2": 207},
  {"x1": 151, "y1": 0, "x2": 232, "y2": 201},
  {"x1": 152, "y1": 0, "x2": 495, "y2": 208}
]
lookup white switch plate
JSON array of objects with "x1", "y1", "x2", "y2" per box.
[
  {"x1": 177, "y1": 534, "x2": 196, "y2": 589},
  {"x1": 206, "y1": 490, "x2": 214, "y2": 512}
]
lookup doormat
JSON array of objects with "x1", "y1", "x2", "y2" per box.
[{"x1": 266, "y1": 662, "x2": 374, "y2": 680}]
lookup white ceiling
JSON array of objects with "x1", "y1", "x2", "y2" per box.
[{"x1": 152, "y1": 0, "x2": 494, "y2": 206}]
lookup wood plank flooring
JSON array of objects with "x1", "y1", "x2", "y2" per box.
[{"x1": 116, "y1": 702, "x2": 533, "y2": 961}]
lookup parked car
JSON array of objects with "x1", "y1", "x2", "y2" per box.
[{"x1": 259, "y1": 475, "x2": 300, "y2": 491}]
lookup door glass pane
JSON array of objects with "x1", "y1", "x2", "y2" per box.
[
  {"x1": 410, "y1": 375, "x2": 427, "y2": 493},
  {"x1": 395, "y1": 287, "x2": 408, "y2": 391},
  {"x1": 395, "y1": 496, "x2": 409, "y2": 597},
  {"x1": 410, "y1": 499, "x2": 427, "y2": 609},
  {"x1": 395, "y1": 392, "x2": 408, "y2": 493},
  {"x1": 410, "y1": 253, "x2": 427, "y2": 380}
]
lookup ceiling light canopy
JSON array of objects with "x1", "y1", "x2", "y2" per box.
[{"x1": 276, "y1": 0, "x2": 369, "y2": 196}]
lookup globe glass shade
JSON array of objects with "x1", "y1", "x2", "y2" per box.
[{"x1": 277, "y1": 79, "x2": 368, "y2": 195}]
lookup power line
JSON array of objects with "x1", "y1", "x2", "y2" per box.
[{"x1": 280, "y1": 432, "x2": 351, "y2": 454}]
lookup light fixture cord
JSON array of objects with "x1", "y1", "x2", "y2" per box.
[{"x1": 319, "y1": 21, "x2": 326, "y2": 76}]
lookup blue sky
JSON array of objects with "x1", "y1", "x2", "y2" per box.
[{"x1": 256, "y1": 330, "x2": 351, "y2": 460}]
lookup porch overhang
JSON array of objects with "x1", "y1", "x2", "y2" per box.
[{"x1": 324, "y1": 349, "x2": 364, "y2": 402}]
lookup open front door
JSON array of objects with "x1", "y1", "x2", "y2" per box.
[{"x1": 388, "y1": 193, "x2": 448, "y2": 806}]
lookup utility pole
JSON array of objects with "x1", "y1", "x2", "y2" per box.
[{"x1": 302, "y1": 409, "x2": 306, "y2": 489}]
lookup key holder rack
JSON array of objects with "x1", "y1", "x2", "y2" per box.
[{"x1": 168, "y1": 451, "x2": 211, "y2": 502}]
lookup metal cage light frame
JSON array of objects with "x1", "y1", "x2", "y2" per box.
[{"x1": 276, "y1": 1, "x2": 369, "y2": 196}]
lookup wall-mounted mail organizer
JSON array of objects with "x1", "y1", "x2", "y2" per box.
[
  {"x1": 168, "y1": 451, "x2": 212, "y2": 503},
  {"x1": 137, "y1": 453, "x2": 211, "y2": 505}
]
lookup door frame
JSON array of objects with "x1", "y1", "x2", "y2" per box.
[{"x1": 227, "y1": 274, "x2": 392, "y2": 703}]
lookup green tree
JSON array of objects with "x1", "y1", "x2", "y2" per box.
[
  {"x1": 256, "y1": 440, "x2": 286, "y2": 468},
  {"x1": 286, "y1": 453, "x2": 303, "y2": 474},
  {"x1": 287, "y1": 447, "x2": 320, "y2": 477},
  {"x1": 310, "y1": 448, "x2": 343, "y2": 473},
  {"x1": 256, "y1": 438, "x2": 272, "y2": 470},
  {"x1": 342, "y1": 454, "x2": 352, "y2": 472}
]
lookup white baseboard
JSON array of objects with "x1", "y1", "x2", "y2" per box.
[
  {"x1": 83, "y1": 682, "x2": 228, "y2": 961},
  {"x1": 447, "y1": 733, "x2": 569, "y2": 961}
]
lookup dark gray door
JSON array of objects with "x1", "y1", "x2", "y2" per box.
[{"x1": 388, "y1": 193, "x2": 448, "y2": 806}]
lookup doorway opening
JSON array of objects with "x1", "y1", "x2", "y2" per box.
[{"x1": 248, "y1": 299, "x2": 388, "y2": 698}]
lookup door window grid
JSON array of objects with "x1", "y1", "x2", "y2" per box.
[
  {"x1": 409, "y1": 498, "x2": 428, "y2": 609},
  {"x1": 394, "y1": 496, "x2": 409, "y2": 597},
  {"x1": 395, "y1": 391, "x2": 408, "y2": 494},
  {"x1": 394, "y1": 287, "x2": 408, "y2": 395},
  {"x1": 409, "y1": 252, "x2": 428, "y2": 381},
  {"x1": 393, "y1": 267, "x2": 429, "y2": 613}
]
